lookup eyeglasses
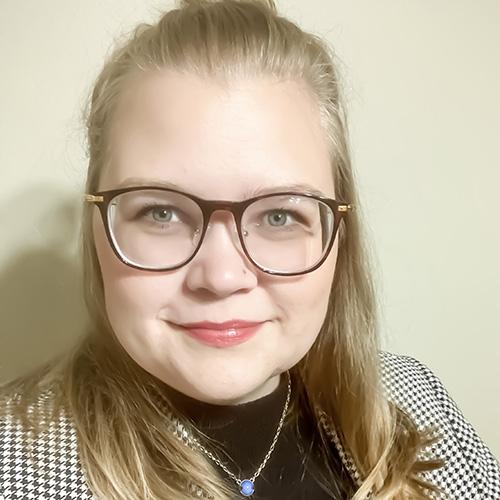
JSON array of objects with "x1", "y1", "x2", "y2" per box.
[{"x1": 85, "y1": 186, "x2": 354, "y2": 276}]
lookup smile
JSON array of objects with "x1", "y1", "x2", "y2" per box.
[{"x1": 171, "y1": 320, "x2": 266, "y2": 347}]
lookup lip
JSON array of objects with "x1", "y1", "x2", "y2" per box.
[
  {"x1": 172, "y1": 320, "x2": 266, "y2": 347},
  {"x1": 180, "y1": 320, "x2": 264, "y2": 329}
]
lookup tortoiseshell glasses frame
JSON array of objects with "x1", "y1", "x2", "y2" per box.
[{"x1": 84, "y1": 186, "x2": 354, "y2": 276}]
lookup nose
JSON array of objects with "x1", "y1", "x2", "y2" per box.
[{"x1": 184, "y1": 211, "x2": 258, "y2": 297}]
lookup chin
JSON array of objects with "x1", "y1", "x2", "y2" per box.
[
  {"x1": 191, "y1": 379, "x2": 255, "y2": 405},
  {"x1": 199, "y1": 392, "x2": 247, "y2": 406},
  {"x1": 196, "y1": 372, "x2": 280, "y2": 405}
]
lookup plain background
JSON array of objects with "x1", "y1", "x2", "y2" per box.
[{"x1": 1, "y1": 1, "x2": 498, "y2": 457}]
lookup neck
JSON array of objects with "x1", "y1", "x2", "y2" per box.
[{"x1": 163, "y1": 371, "x2": 289, "y2": 431}]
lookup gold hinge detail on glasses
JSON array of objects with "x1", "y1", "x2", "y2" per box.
[
  {"x1": 338, "y1": 204, "x2": 354, "y2": 212},
  {"x1": 84, "y1": 194, "x2": 104, "y2": 203}
]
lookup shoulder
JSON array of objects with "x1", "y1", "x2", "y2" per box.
[
  {"x1": 0, "y1": 383, "x2": 94, "y2": 500},
  {"x1": 379, "y1": 350, "x2": 500, "y2": 499},
  {"x1": 378, "y1": 350, "x2": 445, "y2": 428}
]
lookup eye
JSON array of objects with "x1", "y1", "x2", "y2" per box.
[
  {"x1": 151, "y1": 206, "x2": 176, "y2": 223},
  {"x1": 266, "y1": 210, "x2": 294, "y2": 226},
  {"x1": 135, "y1": 204, "x2": 183, "y2": 224}
]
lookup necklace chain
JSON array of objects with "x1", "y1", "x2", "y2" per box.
[{"x1": 181, "y1": 372, "x2": 292, "y2": 492}]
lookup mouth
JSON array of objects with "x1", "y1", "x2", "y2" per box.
[{"x1": 170, "y1": 320, "x2": 266, "y2": 347}]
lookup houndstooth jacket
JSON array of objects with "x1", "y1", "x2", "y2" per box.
[{"x1": 1, "y1": 351, "x2": 499, "y2": 499}]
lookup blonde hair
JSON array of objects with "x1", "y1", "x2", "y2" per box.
[{"x1": 2, "y1": 0, "x2": 445, "y2": 498}]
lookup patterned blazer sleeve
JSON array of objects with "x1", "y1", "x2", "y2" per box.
[
  {"x1": 380, "y1": 351, "x2": 500, "y2": 500},
  {"x1": 0, "y1": 389, "x2": 95, "y2": 500}
]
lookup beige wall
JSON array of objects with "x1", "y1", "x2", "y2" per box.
[{"x1": 1, "y1": 0, "x2": 498, "y2": 457}]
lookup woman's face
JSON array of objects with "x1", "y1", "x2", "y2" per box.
[{"x1": 93, "y1": 70, "x2": 338, "y2": 404}]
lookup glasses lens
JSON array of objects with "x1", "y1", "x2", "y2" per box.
[
  {"x1": 241, "y1": 194, "x2": 335, "y2": 274},
  {"x1": 108, "y1": 189, "x2": 203, "y2": 269}
]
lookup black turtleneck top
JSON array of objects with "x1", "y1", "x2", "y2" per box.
[{"x1": 164, "y1": 373, "x2": 355, "y2": 499}]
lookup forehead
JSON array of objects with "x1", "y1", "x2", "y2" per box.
[{"x1": 103, "y1": 70, "x2": 335, "y2": 198}]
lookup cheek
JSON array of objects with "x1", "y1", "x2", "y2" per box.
[
  {"x1": 272, "y1": 238, "x2": 338, "y2": 342},
  {"x1": 93, "y1": 213, "x2": 180, "y2": 324},
  {"x1": 93, "y1": 212, "x2": 130, "y2": 293},
  {"x1": 296, "y1": 236, "x2": 337, "y2": 308}
]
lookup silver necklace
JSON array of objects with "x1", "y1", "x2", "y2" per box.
[{"x1": 183, "y1": 371, "x2": 291, "y2": 497}]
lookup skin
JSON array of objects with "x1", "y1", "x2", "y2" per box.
[{"x1": 93, "y1": 69, "x2": 338, "y2": 405}]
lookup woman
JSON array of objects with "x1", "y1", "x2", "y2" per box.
[{"x1": 1, "y1": 0, "x2": 499, "y2": 498}]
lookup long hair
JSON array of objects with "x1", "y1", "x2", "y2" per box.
[{"x1": 2, "y1": 0, "x2": 445, "y2": 498}]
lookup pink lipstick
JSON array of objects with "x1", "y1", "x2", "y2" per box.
[{"x1": 175, "y1": 320, "x2": 265, "y2": 347}]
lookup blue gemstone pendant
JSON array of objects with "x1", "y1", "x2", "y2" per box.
[{"x1": 240, "y1": 479, "x2": 255, "y2": 496}]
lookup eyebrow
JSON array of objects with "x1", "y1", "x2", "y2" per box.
[
  {"x1": 116, "y1": 177, "x2": 329, "y2": 198},
  {"x1": 117, "y1": 177, "x2": 184, "y2": 191},
  {"x1": 245, "y1": 183, "x2": 328, "y2": 198}
]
